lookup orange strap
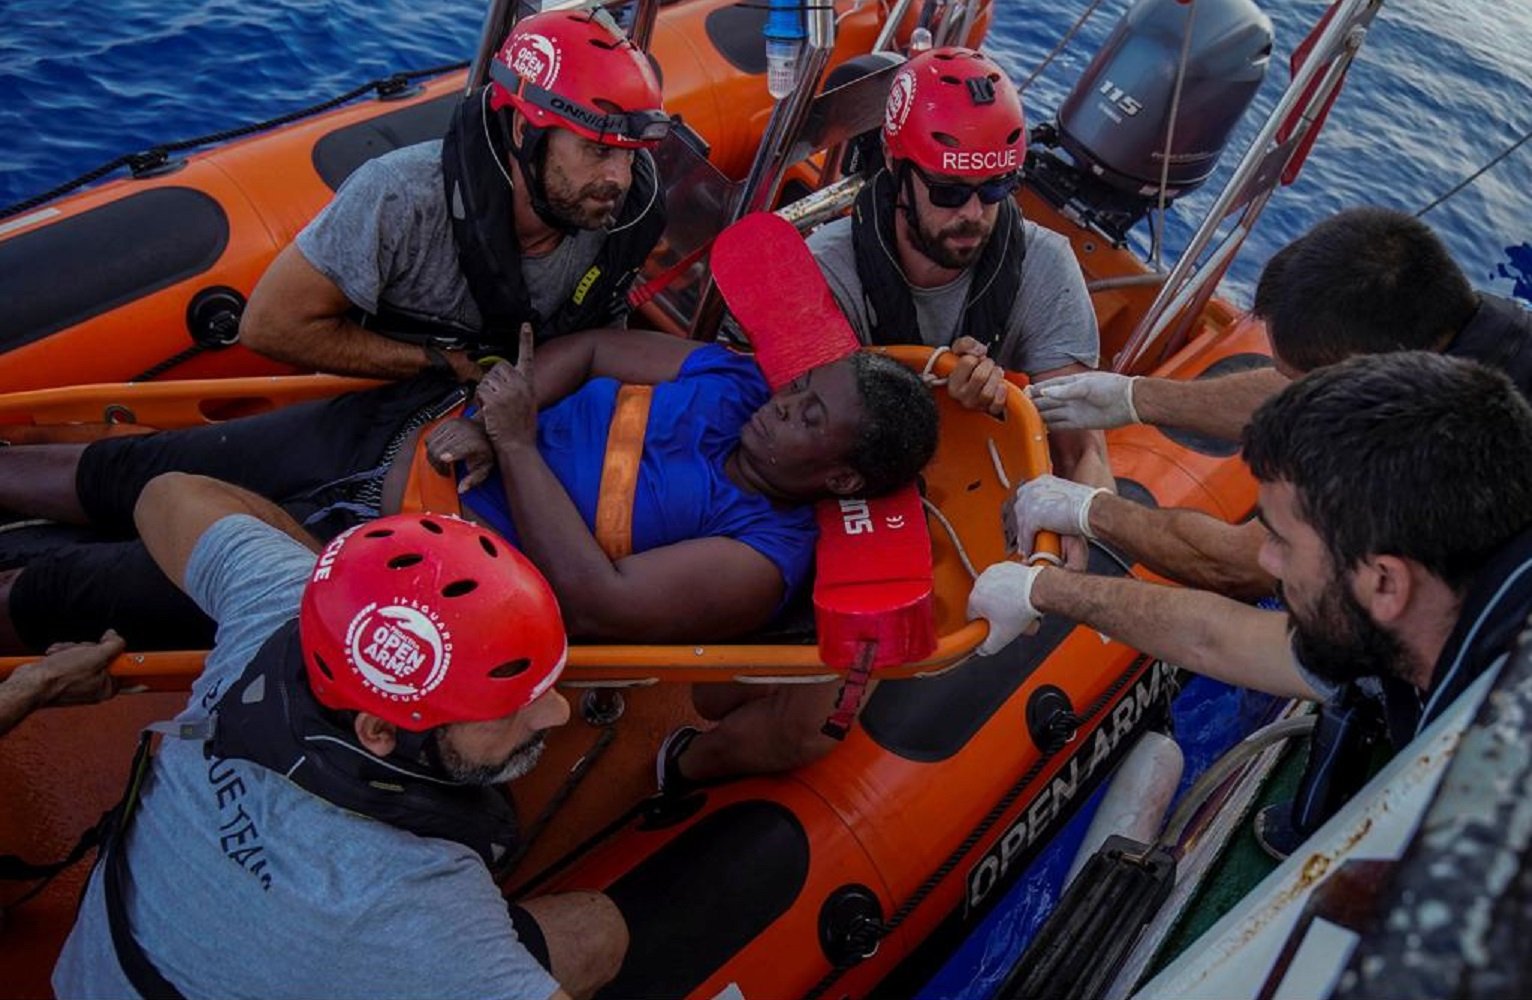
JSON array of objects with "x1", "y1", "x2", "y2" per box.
[
  {"x1": 594, "y1": 385, "x2": 653, "y2": 560},
  {"x1": 402, "y1": 404, "x2": 468, "y2": 516}
]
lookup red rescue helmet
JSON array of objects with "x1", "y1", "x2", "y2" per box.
[
  {"x1": 300, "y1": 514, "x2": 568, "y2": 732},
  {"x1": 883, "y1": 47, "x2": 1026, "y2": 179},
  {"x1": 488, "y1": 7, "x2": 670, "y2": 149}
]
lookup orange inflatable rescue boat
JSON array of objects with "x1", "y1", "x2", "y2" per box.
[
  {"x1": 0, "y1": 0, "x2": 1319, "y2": 991},
  {"x1": 0, "y1": 199, "x2": 1273, "y2": 996}
]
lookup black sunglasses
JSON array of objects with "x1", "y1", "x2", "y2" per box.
[
  {"x1": 490, "y1": 60, "x2": 673, "y2": 144},
  {"x1": 912, "y1": 165, "x2": 1022, "y2": 209}
]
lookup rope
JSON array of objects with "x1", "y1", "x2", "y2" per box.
[
  {"x1": 919, "y1": 345, "x2": 952, "y2": 386},
  {"x1": 923, "y1": 497, "x2": 980, "y2": 580},
  {"x1": 503, "y1": 724, "x2": 617, "y2": 871},
  {"x1": 130, "y1": 344, "x2": 209, "y2": 383},
  {"x1": 1414, "y1": 125, "x2": 1532, "y2": 219},
  {"x1": 1150, "y1": 0, "x2": 1199, "y2": 269},
  {"x1": 1016, "y1": 0, "x2": 1108, "y2": 95},
  {"x1": 800, "y1": 655, "x2": 1155, "y2": 1000},
  {"x1": 0, "y1": 62, "x2": 468, "y2": 221}
]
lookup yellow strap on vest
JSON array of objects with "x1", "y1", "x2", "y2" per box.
[
  {"x1": 403, "y1": 405, "x2": 468, "y2": 516},
  {"x1": 594, "y1": 384, "x2": 653, "y2": 560}
]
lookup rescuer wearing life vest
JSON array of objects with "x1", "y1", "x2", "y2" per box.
[
  {"x1": 806, "y1": 46, "x2": 1114, "y2": 568},
  {"x1": 240, "y1": 7, "x2": 671, "y2": 380},
  {"x1": 52, "y1": 475, "x2": 625, "y2": 999}
]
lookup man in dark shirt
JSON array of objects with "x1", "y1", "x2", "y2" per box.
[{"x1": 1013, "y1": 206, "x2": 1532, "y2": 598}]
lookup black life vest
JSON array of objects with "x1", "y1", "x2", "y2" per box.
[
  {"x1": 204, "y1": 618, "x2": 520, "y2": 874},
  {"x1": 369, "y1": 88, "x2": 665, "y2": 356},
  {"x1": 1444, "y1": 292, "x2": 1532, "y2": 398},
  {"x1": 848, "y1": 166, "x2": 1025, "y2": 351}
]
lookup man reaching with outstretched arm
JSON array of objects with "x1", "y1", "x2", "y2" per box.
[
  {"x1": 1017, "y1": 207, "x2": 1532, "y2": 596},
  {"x1": 970, "y1": 353, "x2": 1532, "y2": 746},
  {"x1": 240, "y1": 7, "x2": 670, "y2": 380}
]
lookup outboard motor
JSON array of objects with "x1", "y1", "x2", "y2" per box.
[{"x1": 1028, "y1": 0, "x2": 1272, "y2": 243}]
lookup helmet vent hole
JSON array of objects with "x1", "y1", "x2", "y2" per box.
[
  {"x1": 388, "y1": 553, "x2": 425, "y2": 570},
  {"x1": 939, "y1": 74, "x2": 962, "y2": 85},
  {"x1": 420, "y1": 519, "x2": 445, "y2": 534},
  {"x1": 932, "y1": 131, "x2": 961, "y2": 149},
  {"x1": 313, "y1": 654, "x2": 334, "y2": 681},
  {"x1": 491, "y1": 658, "x2": 532, "y2": 679},
  {"x1": 479, "y1": 536, "x2": 500, "y2": 558},
  {"x1": 364, "y1": 528, "x2": 394, "y2": 538},
  {"x1": 1006, "y1": 127, "x2": 1022, "y2": 145},
  {"x1": 442, "y1": 579, "x2": 479, "y2": 598}
]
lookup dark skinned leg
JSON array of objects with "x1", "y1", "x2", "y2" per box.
[
  {"x1": 0, "y1": 445, "x2": 89, "y2": 523},
  {"x1": 678, "y1": 679, "x2": 876, "y2": 783},
  {"x1": 0, "y1": 569, "x2": 28, "y2": 654}
]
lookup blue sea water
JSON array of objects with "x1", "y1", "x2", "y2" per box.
[
  {"x1": 0, "y1": 1, "x2": 1526, "y2": 997},
  {"x1": 2, "y1": 0, "x2": 1527, "y2": 303}
]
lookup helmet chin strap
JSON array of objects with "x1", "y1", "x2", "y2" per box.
[
  {"x1": 501, "y1": 110, "x2": 580, "y2": 236},
  {"x1": 893, "y1": 161, "x2": 926, "y2": 238}
]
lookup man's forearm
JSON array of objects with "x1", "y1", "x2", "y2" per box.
[
  {"x1": 1028, "y1": 568, "x2": 1318, "y2": 700},
  {"x1": 1133, "y1": 368, "x2": 1288, "y2": 442},
  {"x1": 0, "y1": 668, "x2": 49, "y2": 736},
  {"x1": 247, "y1": 313, "x2": 472, "y2": 381},
  {"x1": 1090, "y1": 497, "x2": 1275, "y2": 600},
  {"x1": 1049, "y1": 427, "x2": 1115, "y2": 491}
]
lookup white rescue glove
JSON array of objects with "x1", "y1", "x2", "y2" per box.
[
  {"x1": 967, "y1": 562, "x2": 1044, "y2": 655},
  {"x1": 1006, "y1": 474, "x2": 1109, "y2": 554},
  {"x1": 1029, "y1": 371, "x2": 1140, "y2": 430}
]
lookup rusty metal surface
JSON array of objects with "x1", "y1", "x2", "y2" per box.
[{"x1": 1336, "y1": 622, "x2": 1532, "y2": 999}]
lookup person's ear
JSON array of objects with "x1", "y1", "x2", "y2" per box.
[
  {"x1": 1355, "y1": 554, "x2": 1414, "y2": 625},
  {"x1": 353, "y1": 712, "x2": 398, "y2": 757},
  {"x1": 511, "y1": 110, "x2": 527, "y2": 148},
  {"x1": 826, "y1": 467, "x2": 866, "y2": 497}
]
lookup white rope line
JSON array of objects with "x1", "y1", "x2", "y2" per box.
[
  {"x1": 919, "y1": 345, "x2": 951, "y2": 387},
  {"x1": 985, "y1": 437, "x2": 1012, "y2": 491},
  {"x1": 922, "y1": 496, "x2": 979, "y2": 581},
  {"x1": 1150, "y1": 0, "x2": 1199, "y2": 269},
  {"x1": 0, "y1": 518, "x2": 53, "y2": 535}
]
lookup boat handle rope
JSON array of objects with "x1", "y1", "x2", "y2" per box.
[
  {"x1": 918, "y1": 346, "x2": 1064, "y2": 571},
  {"x1": 0, "y1": 62, "x2": 469, "y2": 221}
]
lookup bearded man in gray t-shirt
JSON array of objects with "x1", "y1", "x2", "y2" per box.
[
  {"x1": 240, "y1": 9, "x2": 671, "y2": 382},
  {"x1": 808, "y1": 48, "x2": 1112, "y2": 516}
]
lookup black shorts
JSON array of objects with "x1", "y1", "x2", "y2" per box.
[
  {"x1": 6, "y1": 373, "x2": 462, "y2": 650},
  {"x1": 506, "y1": 903, "x2": 553, "y2": 973}
]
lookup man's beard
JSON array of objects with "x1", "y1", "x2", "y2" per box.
[
  {"x1": 426, "y1": 730, "x2": 547, "y2": 786},
  {"x1": 542, "y1": 164, "x2": 625, "y2": 230},
  {"x1": 907, "y1": 211, "x2": 991, "y2": 270},
  {"x1": 1284, "y1": 575, "x2": 1408, "y2": 688}
]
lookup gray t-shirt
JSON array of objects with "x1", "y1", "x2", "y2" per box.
[
  {"x1": 295, "y1": 140, "x2": 611, "y2": 338},
  {"x1": 53, "y1": 515, "x2": 558, "y2": 1000},
  {"x1": 806, "y1": 215, "x2": 1100, "y2": 374}
]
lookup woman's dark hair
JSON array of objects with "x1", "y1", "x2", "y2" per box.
[{"x1": 847, "y1": 352, "x2": 939, "y2": 496}]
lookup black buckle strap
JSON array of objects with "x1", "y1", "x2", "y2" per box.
[
  {"x1": 102, "y1": 732, "x2": 188, "y2": 1000},
  {"x1": 821, "y1": 641, "x2": 879, "y2": 741}
]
